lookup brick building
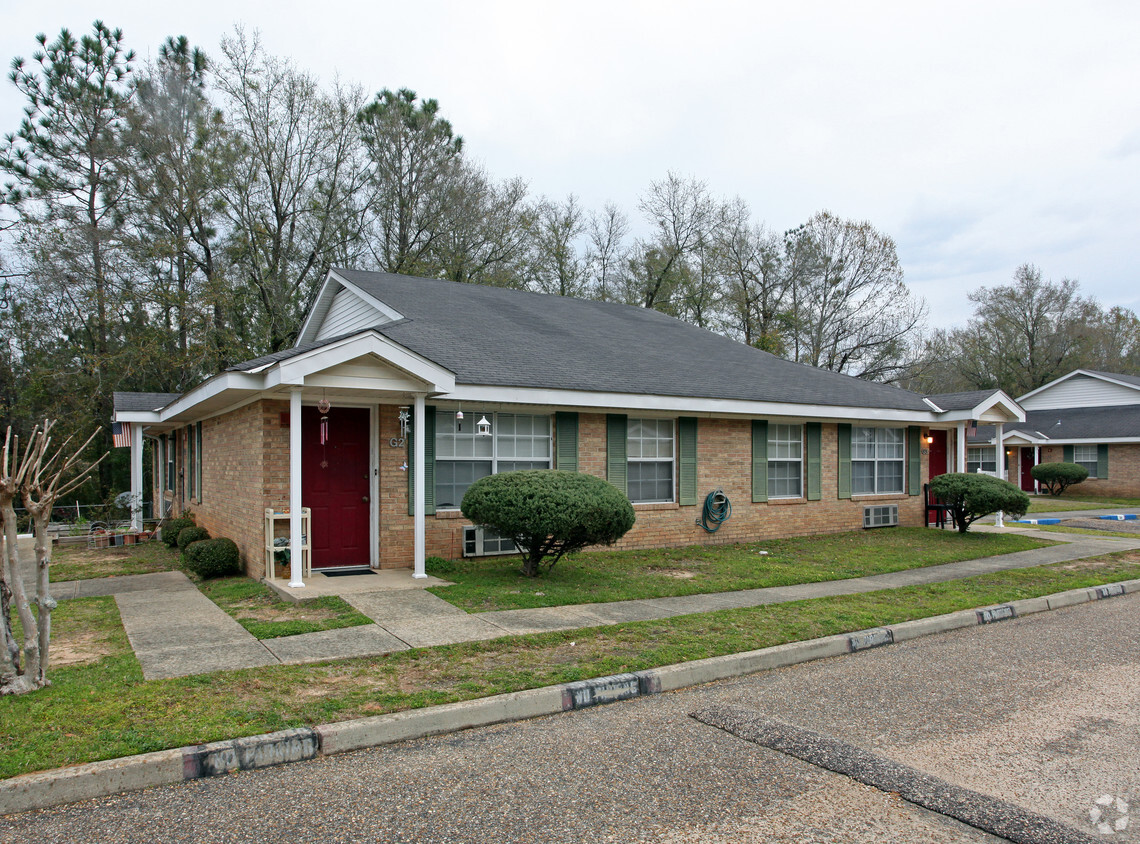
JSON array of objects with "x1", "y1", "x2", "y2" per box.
[
  {"x1": 967, "y1": 369, "x2": 1140, "y2": 496},
  {"x1": 113, "y1": 269, "x2": 1023, "y2": 586}
]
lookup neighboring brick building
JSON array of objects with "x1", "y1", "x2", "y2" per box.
[
  {"x1": 113, "y1": 269, "x2": 1023, "y2": 585},
  {"x1": 968, "y1": 370, "x2": 1140, "y2": 496}
]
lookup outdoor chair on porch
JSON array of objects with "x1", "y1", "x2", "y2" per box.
[{"x1": 924, "y1": 483, "x2": 949, "y2": 529}]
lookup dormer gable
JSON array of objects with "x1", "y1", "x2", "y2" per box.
[{"x1": 296, "y1": 269, "x2": 405, "y2": 346}]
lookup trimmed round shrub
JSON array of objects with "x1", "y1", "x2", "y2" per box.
[
  {"x1": 1031, "y1": 461, "x2": 1089, "y2": 496},
  {"x1": 461, "y1": 470, "x2": 636, "y2": 577},
  {"x1": 162, "y1": 517, "x2": 196, "y2": 548},
  {"x1": 929, "y1": 473, "x2": 1030, "y2": 533},
  {"x1": 177, "y1": 525, "x2": 210, "y2": 550},
  {"x1": 183, "y1": 537, "x2": 241, "y2": 579}
]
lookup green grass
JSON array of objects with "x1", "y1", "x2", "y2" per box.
[
  {"x1": 426, "y1": 527, "x2": 1053, "y2": 611},
  {"x1": 1004, "y1": 523, "x2": 1140, "y2": 540},
  {"x1": 1027, "y1": 494, "x2": 1140, "y2": 513},
  {"x1": 49, "y1": 541, "x2": 182, "y2": 582},
  {"x1": 195, "y1": 577, "x2": 373, "y2": 639},
  {"x1": 2, "y1": 550, "x2": 1138, "y2": 780}
]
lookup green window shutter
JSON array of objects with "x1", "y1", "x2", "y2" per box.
[
  {"x1": 908, "y1": 426, "x2": 921, "y2": 496},
  {"x1": 555, "y1": 412, "x2": 579, "y2": 472},
  {"x1": 1063, "y1": 444, "x2": 1074, "y2": 463},
  {"x1": 407, "y1": 406, "x2": 436, "y2": 516},
  {"x1": 606, "y1": 414, "x2": 628, "y2": 496},
  {"x1": 196, "y1": 422, "x2": 203, "y2": 502},
  {"x1": 1097, "y1": 444, "x2": 1109, "y2": 479},
  {"x1": 678, "y1": 417, "x2": 698, "y2": 506},
  {"x1": 806, "y1": 422, "x2": 822, "y2": 500},
  {"x1": 751, "y1": 420, "x2": 768, "y2": 503},
  {"x1": 837, "y1": 423, "x2": 852, "y2": 499}
]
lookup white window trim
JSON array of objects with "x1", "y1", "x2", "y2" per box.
[
  {"x1": 1073, "y1": 444, "x2": 1099, "y2": 478},
  {"x1": 434, "y1": 411, "x2": 553, "y2": 511},
  {"x1": 967, "y1": 445, "x2": 998, "y2": 476},
  {"x1": 852, "y1": 426, "x2": 906, "y2": 496},
  {"x1": 767, "y1": 423, "x2": 804, "y2": 500},
  {"x1": 627, "y1": 417, "x2": 676, "y2": 504}
]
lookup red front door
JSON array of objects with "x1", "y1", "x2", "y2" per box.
[
  {"x1": 928, "y1": 430, "x2": 948, "y2": 478},
  {"x1": 302, "y1": 406, "x2": 371, "y2": 568},
  {"x1": 1020, "y1": 447, "x2": 1036, "y2": 492}
]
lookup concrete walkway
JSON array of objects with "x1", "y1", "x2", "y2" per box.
[{"x1": 21, "y1": 526, "x2": 1140, "y2": 680}]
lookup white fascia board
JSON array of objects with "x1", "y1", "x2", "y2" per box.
[
  {"x1": 1014, "y1": 369, "x2": 1140, "y2": 403},
  {"x1": 157, "y1": 371, "x2": 266, "y2": 422},
  {"x1": 441, "y1": 384, "x2": 940, "y2": 423},
  {"x1": 970, "y1": 390, "x2": 1025, "y2": 423},
  {"x1": 270, "y1": 331, "x2": 455, "y2": 393},
  {"x1": 113, "y1": 410, "x2": 163, "y2": 423},
  {"x1": 294, "y1": 269, "x2": 406, "y2": 347},
  {"x1": 328, "y1": 269, "x2": 404, "y2": 323},
  {"x1": 1041, "y1": 436, "x2": 1140, "y2": 445}
]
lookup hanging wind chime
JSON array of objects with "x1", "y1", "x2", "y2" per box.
[{"x1": 318, "y1": 396, "x2": 332, "y2": 468}]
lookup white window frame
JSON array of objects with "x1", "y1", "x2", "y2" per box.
[
  {"x1": 967, "y1": 446, "x2": 998, "y2": 476},
  {"x1": 852, "y1": 426, "x2": 906, "y2": 495},
  {"x1": 767, "y1": 423, "x2": 803, "y2": 499},
  {"x1": 1073, "y1": 444, "x2": 1099, "y2": 478},
  {"x1": 434, "y1": 410, "x2": 552, "y2": 510},
  {"x1": 627, "y1": 417, "x2": 675, "y2": 504}
]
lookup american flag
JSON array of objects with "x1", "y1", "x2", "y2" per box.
[
  {"x1": 112, "y1": 422, "x2": 132, "y2": 448},
  {"x1": 967, "y1": 421, "x2": 977, "y2": 438}
]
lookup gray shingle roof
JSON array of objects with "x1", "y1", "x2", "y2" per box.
[
  {"x1": 925, "y1": 390, "x2": 1004, "y2": 412},
  {"x1": 320, "y1": 269, "x2": 931, "y2": 411},
  {"x1": 1082, "y1": 370, "x2": 1140, "y2": 389},
  {"x1": 113, "y1": 392, "x2": 182, "y2": 413},
  {"x1": 968, "y1": 405, "x2": 1140, "y2": 442}
]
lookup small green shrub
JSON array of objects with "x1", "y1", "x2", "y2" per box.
[
  {"x1": 161, "y1": 517, "x2": 195, "y2": 548},
  {"x1": 1031, "y1": 461, "x2": 1089, "y2": 496},
  {"x1": 930, "y1": 473, "x2": 1031, "y2": 533},
  {"x1": 183, "y1": 537, "x2": 241, "y2": 579},
  {"x1": 462, "y1": 470, "x2": 636, "y2": 576},
  {"x1": 177, "y1": 525, "x2": 210, "y2": 550}
]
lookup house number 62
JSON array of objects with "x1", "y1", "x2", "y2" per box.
[{"x1": 389, "y1": 437, "x2": 407, "y2": 448}]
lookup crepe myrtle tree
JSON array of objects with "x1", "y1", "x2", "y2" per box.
[
  {"x1": 461, "y1": 470, "x2": 636, "y2": 577},
  {"x1": 930, "y1": 473, "x2": 1030, "y2": 534},
  {"x1": 0, "y1": 422, "x2": 105, "y2": 695}
]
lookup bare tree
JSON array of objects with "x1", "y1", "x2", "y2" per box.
[
  {"x1": 1, "y1": 422, "x2": 104, "y2": 695},
  {"x1": 526, "y1": 194, "x2": 587, "y2": 296},
  {"x1": 585, "y1": 203, "x2": 628, "y2": 302},
  {"x1": 217, "y1": 29, "x2": 369, "y2": 352},
  {"x1": 783, "y1": 211, "x2": 926, "y2": 382},
  {"x1": 713, "y1": 198, "x2": 786, "y2": 350}
]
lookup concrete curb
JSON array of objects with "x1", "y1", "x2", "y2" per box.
[{"x1": 4, "y1": 576, "x2": 1140, "y2": 815}]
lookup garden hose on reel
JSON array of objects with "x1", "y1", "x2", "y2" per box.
[{"x1": 698, "y1": 489, "x2": 731, "y2": 532}]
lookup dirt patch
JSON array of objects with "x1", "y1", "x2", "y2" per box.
[
  {"x1": 49, "y1": 631, "x2": 106, "y2": 666},
  {"x1": 230, "y1": 601, "x2": 346, "y2": 624},
  {"x1": 1057, "y1": 551, "x2": 1140, "y2": 572},
  {"x1": 648, "y1": 567, "x2": 697, "y2": 579}
]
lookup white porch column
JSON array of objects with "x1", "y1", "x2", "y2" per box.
[
  {"x1": 130, "y1": 423, "x2": 144, "y2": 532},
  {"x1": 289, "y1": 388, "x2": 305, "y2": 588},
  {"x1": 994, "y1": 422, "x2": 1005, "y2": 528},
  {"x1": 413, "y1": 392, "x2": 427, "y2": 578},
  {"x1": 956, "y1": 422, "x2": 967, "y2": 473}
]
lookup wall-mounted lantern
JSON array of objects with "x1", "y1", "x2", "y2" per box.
[{"x1": 476, "y1": 415, "x2": 492, "y2": 437}]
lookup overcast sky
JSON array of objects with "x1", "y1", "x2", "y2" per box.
[{"x1": 3, "y1": 1, "x2": 1138, "y2": 328}]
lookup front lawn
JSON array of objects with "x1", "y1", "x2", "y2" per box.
[
  {"x1": 48, "y1": 541, "x2": 182, "y2": 582},
  {"x1": 426, "y1": 527, "x2": 1053, "y2": 612},
  {"x1": 1027, "y1": 494, "x2": 1140, "y2": 512},
  {"x1": 2, "y1": 551, "x2": 1138, "y2": 780},
  {"x1": 196, "y1": 577, "x2": 373, "y2": 639}
]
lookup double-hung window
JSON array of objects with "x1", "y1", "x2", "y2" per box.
[
  {"x1": 434, "y1": 411, "x2": 551, "y2": 510},
  {"x1": 852, "y1": 427, "x2": 905, "y2": 494},
  {"x1": 967, "y1": 446, "x2": 997, "y2": 475},
  {"x1": 628, "y1": 418, "x2": 674, "y2": 503},
  {"x1": 767, "y1": 423, "x2": 803, "y2": 499},
  {"x1": 1073, "y1": 444, "x2": 1099, "y2": 478}
]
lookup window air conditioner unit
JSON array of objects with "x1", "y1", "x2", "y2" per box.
[
  {"x1": 463, "y1": 525, "x2": 519, "y2": 557},
  {"x1": 863, "y1": 504, "x2": 899, "y2": 529}
]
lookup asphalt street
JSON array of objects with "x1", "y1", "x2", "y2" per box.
[{"x1": 2, "y1": 593, "x2": 1137, "y2": 844}]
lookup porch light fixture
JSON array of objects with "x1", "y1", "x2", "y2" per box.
[
  {"x1": 476, "y1": 415, "x2": 492, "y2": 437},
  {"x1": 926, "y1": 434, "x2": 933, "y2": 444}
]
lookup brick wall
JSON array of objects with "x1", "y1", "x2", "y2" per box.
[
  {"x1": 390, "y1": 413, "x2": 927, "y2": 563},
  {"x1": 1036, "y1": 443, "x2": 1140, "y2": 497}
]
